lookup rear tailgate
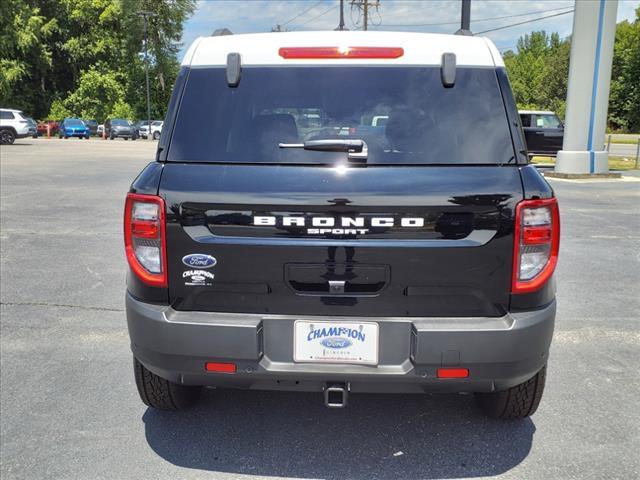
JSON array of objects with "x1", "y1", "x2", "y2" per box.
[{"x1": 161, "y1": 163, "x2": 522, "y2": 317}]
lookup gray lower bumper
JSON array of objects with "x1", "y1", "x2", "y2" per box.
[{"x1": 127, "y1": 293, "x2": 555, "y2": 393}]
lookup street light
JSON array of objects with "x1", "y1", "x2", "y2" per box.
[{"x1": 137, "y1": 10, "x2": 156, "y2": 139}]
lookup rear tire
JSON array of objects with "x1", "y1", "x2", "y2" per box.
[
  {"x1": 475, "y1": 365, "x2": 546, "y2": 419},
  {"x1": 153, "y1": 131, "x2": 160, "y2": 140},
  {"x1": 0, "y1": 129, "x2": 16, "y2": 145},
  {"x1": 133, "y1": 357, "x2": 201, "y2": 411}
]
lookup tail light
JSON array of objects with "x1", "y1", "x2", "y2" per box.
[
  {"x1": 278, "y1": 46, "x2": 404, "y2": 59},
  {"x1": 512, "y1": 198, "x2": 560, "y2": 294},
  {"x1": 124, "y1": 193, "x2": 167, "y2": 287}
]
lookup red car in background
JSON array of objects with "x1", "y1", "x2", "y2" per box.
[{"x1": 37, "y1": 120, "x2": 59, "y2": 136}]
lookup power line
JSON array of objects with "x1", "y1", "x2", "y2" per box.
[
  {"x1": 293, "y1": 3, "x2": 338, "y2": 28},
  {"x1": 281, "y1": 1, "x2": 324, "y2": 27},
  {"x1": 379, "y1": 5, "x2": 573, "y2": 28},
  {"x1": 475, "y1": 9, "x2": 574, "y2": 35}
]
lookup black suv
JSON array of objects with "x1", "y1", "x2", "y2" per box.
[{"x1": 124, "y1": 33, "x2": 559, "y2": 419}]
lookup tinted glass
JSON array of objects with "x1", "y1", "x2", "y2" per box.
[
  {"x1": 519, "y1": 114, "x2": 531, "y2": 127},
  {"x1": 169, "y1": 67, "x2": 515, "y2": 164},
  {"x1": 0, "y1": 111, "x2": 15, "y2": 120},
  {"x1": 534, "y1": 114, "x2": 561, "y2": 129},
  {"x1": 112, "y1": 119, "x2": 129, "y2": 126},
  {"x1": 65, "y1": 119, "x2": 84, "y2": 126}
]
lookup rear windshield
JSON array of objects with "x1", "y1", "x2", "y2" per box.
[{"x1": 168, "y1": 67, "x2": 514, "y2": 165}]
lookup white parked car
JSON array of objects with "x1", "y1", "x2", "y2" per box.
[
  {"x1": 0, "y1": 108, "x2": 31, "y2": 144},
  {"x1": 139, "y1": 120, "x2": 163, "y2": 139},
  {"x1": 150, "y1": 121, "x2": 163, "y2": 140}
]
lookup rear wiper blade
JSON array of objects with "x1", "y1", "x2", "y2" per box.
[{"x1": 279, "y1": 139, "x2": 367, "y2": 162}]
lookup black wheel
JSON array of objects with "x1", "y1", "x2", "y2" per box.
[
  {"x1": 133, "y1": 357, "x2": 201, "y2": 411},
  {"x1": 475, "y1": 365, "x2": 546, "y2": 419},
  {"x1": 153, "y1": 131, "x2": 160, "y2": 140},
  {"x1": 85, "y1": 135, "x2": 90, "y2": 139},
  {"x1": 124, "y1": 137, "x2": 129, "y2": 141},
  {"x1": 1, "y1": 129, "x2": 16, "y2": 144},
  {"x1": 110, "y1": 133, "x2": 115, "y2": 140}
]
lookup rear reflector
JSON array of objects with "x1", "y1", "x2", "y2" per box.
[
  {"x1": 278, "y1": 46, "x2": 404, "y2": 59},
  {"x1": 437, "y1": 368, "x2": 469, "y2": 379},
  {"x1": 205, "y1": 362, "x2": 237, "y2": 374}
]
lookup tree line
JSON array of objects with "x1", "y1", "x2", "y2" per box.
[
  {"x1": 0, "y1": 0, "x2": 196, "y2": 122},
  {"x1": 504, "y1": 7, "x2": 639, "y2": 133}
]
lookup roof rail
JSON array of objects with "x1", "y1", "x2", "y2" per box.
[{"x1": 212, "y1": 28, "x2": 233, "y2": 37}]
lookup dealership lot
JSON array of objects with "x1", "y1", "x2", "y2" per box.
[{"x1": 1, "y1": 139, "x2": 639, "y2": 480}]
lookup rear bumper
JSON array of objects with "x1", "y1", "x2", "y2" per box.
[{"x1": 127, "y1": 293, "x2": 555, "y2": 393}]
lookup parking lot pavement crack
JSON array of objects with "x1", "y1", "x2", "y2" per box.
[{"x1": 0, "y1": 301, "x2": 123, "y2": 312}]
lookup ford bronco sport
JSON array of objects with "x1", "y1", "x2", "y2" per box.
[{"x1": 125, "y1": 31, "x2": 559, "y2": 419}]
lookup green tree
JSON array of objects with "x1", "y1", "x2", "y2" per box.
[
  {"x1": 47, "y1": 99, "x2": 71, "y2": 120},
  {"x1": 0, "y1": 1, "x2": 58, "y2": 114},
  {"x1": 0, "y1": 0, "x2": 195, "y2": 120},
  {"x1": 609, "y1": 7, "x2": 640, "y2": 132},
  {"x1": 503, "y1": 31, "x2": 570, "y2": 117},
  {"x1": 63, "y1": 67, "x2": 126, "y2": 121},
  {"x1": 110, "y1": 99, "x2": 135, "y2": 119}
]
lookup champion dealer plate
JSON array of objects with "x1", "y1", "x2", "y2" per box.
[{"x1": 293, "y1": 321, "x2": 379, "y2": 365}]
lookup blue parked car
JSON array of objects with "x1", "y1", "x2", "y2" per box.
[{"x1": 58, "y1": 118, "x2": 91, "y2": 139}]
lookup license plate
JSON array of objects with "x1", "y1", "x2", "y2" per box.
[{"x1": 293, "y1": 321, "x2": 379, "y2": 365}]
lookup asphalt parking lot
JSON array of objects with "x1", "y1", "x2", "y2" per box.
[{"x1": 1, "y1": 138, "x2": 639, "y2": 480}]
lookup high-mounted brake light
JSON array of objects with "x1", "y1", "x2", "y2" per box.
[
  {"x1": 512, "y1": 198, "x2": 560, "y2": 294},
  {"x1": 278, "y1": 46, "x2": 404, "y2": 59},
  {"x1": 124, "y1": 193, "x2": 167, "y2": 287}
]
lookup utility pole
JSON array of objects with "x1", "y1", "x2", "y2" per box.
[
  {"x1": 364, "y1": 0, "x2": 368, "y2": 31},
  {"x1": 137, "y1": 10, "x2": 156, "y2": 139},
  {"x1": 350, "y1": 0, "x2": 379, "y2": 31}
]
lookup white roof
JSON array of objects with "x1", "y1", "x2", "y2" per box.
[
  {"x1": 0, "y1": 108, "x2": 23, "y2": 113},
  {"x1": 518, "y1": 110, "x2": 557, "y2": 115},
  {"x1": 182, "y1": 31, "x2": 504, "y2": 68}
]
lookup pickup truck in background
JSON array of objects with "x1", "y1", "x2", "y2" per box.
[{"x1": 519, "y1": 110, "x2": 564, "y2": 157}]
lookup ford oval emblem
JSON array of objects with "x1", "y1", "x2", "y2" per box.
[
  {"x1": 182, "y1": 254, "x2": 217, "y2": 269},
  {"x1": 321, "y1": 337, "x2": 352, "y2": 349}
]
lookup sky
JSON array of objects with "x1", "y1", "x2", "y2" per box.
[{"x1": 179, "y1": 0, "x2": 639, "y2": 56}]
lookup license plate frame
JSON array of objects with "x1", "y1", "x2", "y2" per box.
[{"x1": 293, "y1": 320, "x2": 379, "y2": 365}]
